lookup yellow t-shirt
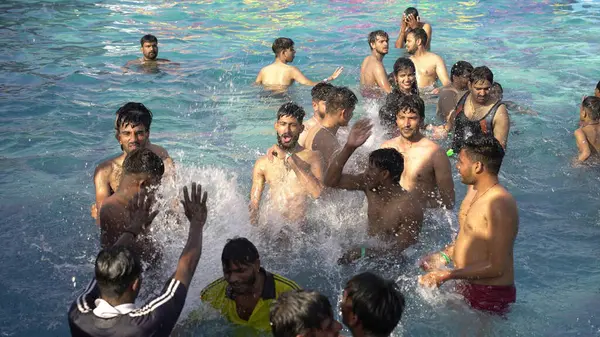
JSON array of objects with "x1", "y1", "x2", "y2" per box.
[{"x1": 200, "y1": 268, "x2": 300, "y2": 332}]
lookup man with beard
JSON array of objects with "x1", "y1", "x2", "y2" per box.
[
  {"x1": 91, "y1": 102, "x2": 174, "y2": 223},
  {"x1": 360, "y1": 30, "x2": 393, "y2": 97},
  {"x1": 200, "y1": 237, "x2": 301, "y2": 332},
  {"x1": 405, "y1": 28, "x2": 450, "y2": 94},
  {"x1": 304, "y1": 86, "x2": 358, "y2": 168},
  {"x1": 325, "y1": 119, "x2": 423, "y2": 263},
  {"x1": 381, "y1": 95, "x2": 455, "y2": 209},
  {"x1": 250, "y1": 103, "x2": 324, "y2": 226},
  {"x1": 255, "y1": 37, "x2": 343, "y2": 89},
  {"x1": 436, "y1": 60, "x2": 473, "y2": 121},
  {"x1": 298, "y1": 82, "x2": 335, "y2": 147},
  {"x1": 123, "y1": 35, "x2": 172, "y2": 71}
]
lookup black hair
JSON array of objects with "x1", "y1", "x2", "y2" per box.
[
  {"x1": 115, "y1": 102, "x2": 153, "y2": 132},
  {"x1": 407, "y1": 28, "x2": 427, "y2": 47},
  {"x1": 404, "y1": 7, "x2": 419, "y2": 18},
  {"x1": 379, "y1": 92, "x2": 403, "y2": 132},
  {"x1": 461, "y1": 135, "x2": 505, "y2": 175},
  {"x1": 122, "y1": 148, "x2": 165, "y2": 177},
  {"x1": 277, "y1": 102, "x2": 306, "y2": 124},
  {"x1": 470, "y1": 66, "x2": 494, "y2": 85},
  {"x1": 272, "y1": 37, "x2": 294, "y2": 56},
  {"x1": 391, "y1": 57, "x2": 419, "y2": 95},
  {"x1": 450, "y1": 61, "x2": 474, "y2": 80},
  {"x1": 221, "y1": 237, "x2": 260, "y2": 267},
  {"x1": 311, "y1": 82, "x2": 334, "y2": 102},
  {"x1": 369, "y1": 149, "x2": 404, "y2": 184},
  {"x1": 95, "y1": 246, "x2": 142, "y2": 298},
  {"x1": 583, "y1": 96, "x2": 600, "y2": 121},
  {"x1": 140, "y1": 34, "x2": 158, "y2": 47},
  {"x1": 596, "y1": 80, "x2": 600, "y2": 91},
  {"x1": 326, "y1": 86, "x2": 358, "y2": 114},
  {"x1": 490, "y1": 82, "x2": 504, "y2": 101},
  {"x1": 345, "y1": 272, "x2": 405, "y2": 337},
  {"x1": 396, "y1": 94, "x2": 425, "y2": 120},
  {"x1": 270, "y1": 290, "x2": 334, "y2": 337},
  {"x1": 368, "y1": 30, "x2": 389, "y2": 50}
]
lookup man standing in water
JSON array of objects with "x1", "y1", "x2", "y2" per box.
[
  {"x1": 123, "y1": 35, "x2": 172, "y2": 70},
  {"x1": 419, "y1": 136, "x2": 518, "y2": 316},
  {"x1": 405, "y1": 28, "x2": 450, "y2": 94},
  {"x1": 325, "y1": 119, "x2": 423, "y2": 263},
  {"x1": 91, "y1": 102, "x2": 174, "y2": 222},
  {"x1": 255, "y1": 37, "x2": 343, "y2": 89},
  {"x1": 436, "y1": 61, "x2": 473, "y2": 121},
  {"x1": 381, "y1": 95, "x2": 455, "y2": 209},
  {"x1": 395, "y1": 7, "x2": 432, "y2": 51},
  {"x1": 250, "y1": 103, "x2": 324, "y2": 225},
  {"x1": 298, "y1": 82, "x2": 334, "y2": 147},
  {"x1": 304, "y1": 86, "x2": 358, "y2": 168},
  {"x1": 360, "y1": 30, "x2": 393, "y2": 97},
  {"x1": 574, "y1": 96, "x2": 600, "y2": 162}
]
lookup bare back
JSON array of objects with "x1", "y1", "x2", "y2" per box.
[
  {"x1": 304, "y1": 127, "x2": 340, "y2": 168},
  {"x1": 360, "y1": 55, "x2": 391, "y2": 94},
  {"x1": 298, "y1": 117, "x2": 318, "y2": 147},
  {"x1": 256, "y1": 63, "x2": 297, "y2": 87},
  {"x1": 582, "y1": 124, "x2": 600, "y2": 154}
]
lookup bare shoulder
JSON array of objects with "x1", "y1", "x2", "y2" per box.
[
  {"x1": 423, "y1": 22, "x2": 432, "y2": 31},
  {"x1": 489, "y1": 187, "x2": 517, "y2": 211},
  {"x1": 94, "y1": 154, "x2": 121, "y2": 176},
  {"x1": 380, "y1": 138, "x2": 398, "y2": 149},
  {"x1": 254, "y1": 155, "x2": 269, "y2": 169},
  {"x1": 300, "y1": 148, "x2": 324, "y2": 163},
  {"x1": 147, "y1": 143, "x2": 170, "y2": 159},
  {"x1": 99, "y1": 197, "x2": 126, "y2": 222}
]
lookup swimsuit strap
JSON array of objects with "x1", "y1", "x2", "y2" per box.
[
  {"x1": 455, "y1": 91, "x2": 470, "y2": 116},
  {"x1": 483, "y1": 99, "x2": 504, "y2": 134}
]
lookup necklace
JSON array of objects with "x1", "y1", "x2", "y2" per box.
[{"x1": 466, "y1": 182, "x2": 498, "y2": 215}]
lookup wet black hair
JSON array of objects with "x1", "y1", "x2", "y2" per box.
[
  {"x1": 583, "y1": 96, "x2": 600, "y2": 121},
  {"x1": 461, "y1": 135, "x2": 505, "y2": 175},
  {"x1": 115, "y1": 102, "x2": 153, "y2": 132},
  {"x1": 396, "y1": 94, "x2": 425, "y2": 120},
  {"x1": 270, "y1": 290, "x2": 334, "y2": 337},
  {"x1": 490, "y1": 82, "x2": 504, "y2": 101},
  {"x1": 391, "y1": 57, "x2": 419, "y2": 95},
  {"x1": 122, "y1": 148, "x2": 165, "y2": 177},
  {"x1": 345, "y1": 272, "x2": 405, "y2": 337},
  {"x1": 369, "y1": 149, "x2": 404, "y2": 184},
  {"x1": 272, "y1": 37, "x2": 294, "y2": 56},
  {"x1": 95, "y1": 246, "x2": 142, "y2": 298},
  {"x1": 450, "y1": 61, "x2": 474, "y2": 80},
  {"x1": 311, "y1": 82, "x2": 334, "y2": 102},
  {"x1": 470, "y1": 66, "x2": 494, "y2": 85},
  {"x1": 368, "y1": 30, "x2": 389, "y2": 50},
  {"x1": 140, "y1": 34, "x2": 158, "y2": 47},
  {"x1": 326, "y1": 86, "x2": 358, "y2": 114},
  {"x1": 277, "y1": 102, "x2": 306, "y2": 124},
  {"x1": 407, "y1": 28, "x2": 427, "y2": 47},
  {"x1": 596, "y1": 80, "x2": 600, "y2": 91},
  {"x1": 404, "y1": 7, "x2": 419, "y2": 18},
  {"x1": 379, "y1": 91, "x2": 404, "y2": 132},
  {"x1": 221, "y1": 237, "x2": 260, "y2": 267}
]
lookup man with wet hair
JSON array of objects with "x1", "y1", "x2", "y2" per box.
[
  {"x1": 123, "y1": 34, "x2": 172, "y2": 70},
  {"x1": 69, "y1": 182, "x2": 209, "y2": 337},
  {"x1": 299, "y1": 82, "x2": 335, "y2": 147},
  {"x1": 325, "y1": 119, "x2": 423, "y2": 263},
  {"x1": 405, "y1": 28, "x2": 450, "y2": 94},
  {"x1": 420, "y1": 135, "x2": 518, "y2": 316},
  {"x1": 250, "y1": 103, "x2": 324, "y2": 225},
  {"x1": 270, "y1": 290, "x2": 342, "y2": 337},
  {"x1": 341, "y1": 272, "x2": 405, "y2": 337},
  {"x1": 437, "y1": 61, "x2": 473, "y2": 121},
  {"x1": 304, "y1": 86, "x2": 358, "y2": 167},
  {"x1": 255, "y1": 37, "x2": 343, "y2": 88},
  {"x1": 395, "y1": 7, "x2": 432, "y2": 50},
  {"x1": 201, "y1": 237, "x2": 301, "y2": 332},
  {"x1": 381, "y1": 95, "x2": 455, "y2": 209},
  {"x1": 574, "y1": 96, "x2": 600, "y2": 162},
  {"x1": 92, "y1": 102, "x2": 173, "y2": 222},
  {"x1": 360, "y1": 30, "x2": 392, "y2": 96}
]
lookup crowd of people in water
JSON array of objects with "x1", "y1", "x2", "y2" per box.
[{"x1": 67, "y1": 6, "x2": 600, "y2": 337}]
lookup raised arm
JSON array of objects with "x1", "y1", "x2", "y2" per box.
[
  {"x1": 492, "y1": 105, "x2": 510, "y2": 149},
  {"x1": 574, "y1": 128, "x2": 591, "y2": 162},
  {"x1": 249, "y1": 159, "x2": 266, "y2": 225},
  {"x1": 423, "y1": 23, "x2": 432, "y2": 50},
  {"x1": 291, "y1": 66, "x2": 343, "y2": 87},
  {"x1": 432, "y1": 148, "x2": 455, "y2": 209},
  {"x1": 435, "y1": 55, "x2": 450, "y2": 86},
  {"x1": 395, "y1": 17, "x2": 408, "y2": 49}
]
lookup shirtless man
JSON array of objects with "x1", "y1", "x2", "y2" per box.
[
  {"x1": 250, "y1": 103, "x2": 324, "y2": 225},
  {"x1": 324, "y1": 119, "x2": 423, "y2": 263},
  {"x1": 255, "y1": 37, "x2": 343, "y2": 89},
  {"x1": 405, "y1": 28, "x2": 450, "y2": 94},
  {"x1": 304, "y1": 86, "x2": 358, "y2": 168},
  {"x1": 574, "y1": 96, "x2": 600, "y2": 162},
  {"x1": 123, "y1": 35, "x2": 172, "y2": 71},
  {"x1": 419, "y1": 136, "x2": 518, "y2": 316},
  {"x1": 381, "y1": 95, "x2": 455, "y2": 209},
  {"x1": 395, "y1": 7, "x2": 432, "y2": 51},
  {"x1": 91, "y1": 102, "x2": 174, "y2": 222},
  {"x1": 298, "y1": 82, "x2": 334, "y2": 147},
  {"x1": 360, "y1": 30, "x2": 392, "y2": 96},
  {"x1": 99, "y1": 148, "x2": 164, "y2": 264},
  {"x1": 436, "y1": 61, "x2": 473, "y2": 121}
]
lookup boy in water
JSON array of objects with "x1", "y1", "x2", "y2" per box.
[
  {"x1": 574, "y1": 96, "x2": 600, "y2": 162},
  {"x1": 395, "y1": 7, "x2": 432, "y2": 50}
]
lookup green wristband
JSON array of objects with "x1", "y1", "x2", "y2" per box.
[
  {"x1": 440, "y1": 251, "x2": 451, "y2": 264},
  {"x1": 446, "y1": 149, "x2": 454, "y2": 157},
  {"x1": 360, "y1": 247, "x2": 366, "y2": 258}
]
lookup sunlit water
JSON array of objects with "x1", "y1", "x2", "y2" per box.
[{"x1": 2, "y1": 0, "x2": 600, "y2": 336}]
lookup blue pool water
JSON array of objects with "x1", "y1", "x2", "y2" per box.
[{"x1": 2, "y1": 0, "x2": 600, "y2": 336}]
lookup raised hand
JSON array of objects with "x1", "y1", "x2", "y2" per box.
[
  {"x1": 346, "y1": 118, "x2": 373, "y2": 149},
  {"x1": 400, "y1": 14, "x2": 408, "y2": 33},
  {"x1": 329, "y1": 66, "x2": 344, "y2": 81},
  {"x1": 406, "y1": 14, "x2": 419, "y2": 30},
  {"x1": 126, "y1": 189, "x2": 159, "y2": 236},
  {"x1": 181, "y1": 182, "x2": 208, "y2": 228}
]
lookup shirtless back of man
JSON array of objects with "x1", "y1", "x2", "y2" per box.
[
  {"x1": 360, "y1": 31, "x2": 392, "y2": 96},
  {"x1": 304, "y1": 127, "x2": 340, "y2": 168}
]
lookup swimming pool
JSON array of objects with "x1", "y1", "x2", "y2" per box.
[{"x1": 1, "y1": 0, "x2": 600, "y2": 336}]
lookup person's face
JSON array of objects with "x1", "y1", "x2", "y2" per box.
[
  {"x1": 395, "y1": 68, "x2": 416, "y2": 93},
  {"x1": 370, "y1": 35, "x2": 389, "y2": 55},
  {"x1": 117, "y1": 123, "x2": 150, "y2": 154},
  {"x1": 223, "y1": 261, "x2": 259, "y2": 295},
  {"x1": 306, "y1": 313, "x2": 342, "y2": 337},
  {"x1": 340, "y1": 289, "x2": 356, "y2": 331},
  {"x1": 580, "y1": 106, "x2": 588, "y2": 121},
  {"x1": 396, "y1": 108, "x2": 422, "y2": 140},
  {"x1": 457, "y1": 150, "x2": 477, "y2": 185},
  {"x1": 453, "y1": 72, "x2": 471, "y2": 90},
  {"x1": 364, "y1": 160, "x2": 387, "y2": 189},
  {"x1": 337, "y1": 107, "x2": 355, "y2": 127},
  {"x1": 595, "y1": 88, "x2": 600, "y2": 98},
  {"x1": 469, "y1": 80, "x2": 492, "y2": 104},
  {"x1": 275, "y1": 115, "x2": 304, "y2": 149},
  {"x1": 141, "y1": 41, "x2": 158, "y2": 60},
  {"x1": 405, "y1": 33, "x2": 418, "y2": 54},
  {"x1": 283, "y1": 46, "x2": 296, "y2": 62}
]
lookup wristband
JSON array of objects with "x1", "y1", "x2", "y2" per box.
[
  {"x1": 285, "y1": 152, "x2": 293, "y2": 161},
  {"x1": 439, "y1": 251, "x2": 451, "y2": 264},
  {"x1": 360, "y1": 247, "x2": 366, "y2": 258},
  {"x1": 322, "y1": 78, "x2": 329, "y2": 83}
]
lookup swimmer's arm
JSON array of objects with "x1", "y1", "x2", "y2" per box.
[
  {"x1": 249, "y1": 160, "x2": 266, "y2": 225},
  {"x1": 93, "y1": 165, "x2": 112, "y2": 225},
  {"x1": 288, "y1": 152, "x2": 324, "y2": 199},
  {"x1": 433, "y1": 149, "x2": 455, "y2": 209},
  {"x1": 574, "y1": 129, "x2": 591, "y2": 162},
  {"x1": 254, "y1": 69, "x2": 263, "y2": 84},
  {"x1": 291, "y1": 67, "x2": 320, "y2": 86},
  {"x1": 324, "y1": 144, "x2": 366, "y2": 191},
  {"x1": 435, "y1": 56, "x2": 450, "y2": 87},
  {"x1": 424, "y1": 23, "x2": 432, "y2": 50},
  {"x1": 492, "y1": 105, "x2": 510, "y2": 149},
  {"x1": 374, "y1": 64, "x2": 393, "y2": 94}
]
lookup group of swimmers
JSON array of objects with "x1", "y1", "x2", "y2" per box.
[{"x1": 67, "y1": 6, "x2": 600, "y2": 337}]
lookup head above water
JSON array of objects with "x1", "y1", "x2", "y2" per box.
[
  {"x1": 325, "y1": 86, "x2": 357, "y2": 126},
  {"x1": 392, "y1": 58, "x2": 418, "y2": 95},
  {"x1": 276, "y1": 102, "x2": 305, "y2": 149},
  {"x1": 140, "y1": 34, "x2": 158, "y2": 61},
  {"x1": 458, "y1": 135, "x2": 505, "y2": 184},
  {"x1": 311, "y1": 83, "x2": 335, "y2": 119},
  {"x1": 405, "y1": 28, "x2": 427, "y2": 54},
  {"x1": 450, "y1": 61, "x2": 474, "y2": 90},
  {"x1": 115, "y1": 102, "x2": 153, "y2": 153},
  {"x1": 273, "y1": 37, "x2": 295, "y2": 62},
  {"x1": 595, "y1": 80, "x2": 600, "y2": 97},
  {"x1": 270, "y1": 290, "x2": 341, "y2": 337},
  {"x1": 379, "y1": 91, "x2": 404, "y2": 135},
  {"x1": 581, "y1": 96, "x2": 600, "y2": 121},
  {"x1": 403, "y1": 7, "x2": 420, "y2": 20},
  {"x1": 221, "y1": 237, "x2": 261, "y2": 295},
  {"x1": 469, "y1": 66, "x2": 494, "y2": 104},
  {"x1": 122, "y1": 148, "x2": 165, "y2": 188},
  {"x1": 367, "y1": 149, "x2": 404, "y2": 188},
  {"x1": 95, "y1": 245, "x2": 142, "y2": 302},
  {"x1": 394, "y1": 95, "x2": 425, "y2": 140},
  {"x1": 368, "y1": 30, "x2": 389, "y2": 53},
  {"x1": 341, "y1": 272, "x2": 405, "y2": 337},
  {"x1": 490, "y1": 82, "x2": 504, "y2": 102}
]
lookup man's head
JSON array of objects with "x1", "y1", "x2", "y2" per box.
[
  {"x1": 341, "y1": 272, "x2": 405, "y2": 337},
  {"x1": 140, "y1": 34, "x2": 158, "y2": 61},
  {"x1": 580, "y1": 96, "x2": 600, "y2": 122},
  {"x1": 311, "y1": 83, "x2": 335, "y2": 119},
  {"x1": 392, "y1": 58, "x2": 417, "y2": 94},
  {"x1": 379, "y1": 91, "x2": 403, "y2": 135},
  {"x1": 468, "y1": 66, "x2": 494, "y2": 105},
  {"x1": 270, "y1": 290, "x2": 342, "y2": 337},
  {"x1": 450, "y1": 61, "x2": 474, "y2": 90},
  {"x1": 403, "y1": 7, "x2": 420, "y2": 21},
  {"x1": 395, "y1": 95, "x2": 425, "y2": 140},
  {"x1": 595, "y1": 80, "x2": 600, "y2": 98},
  {"x1": 490, "y1": 82, "x2": 503, "y2": 102},
  {"x1": 115, "y1": 102, "x2": 153, "y2": 154},
  {"x1": 365, "y1": 149, "x2": 404, "y2": 189},
  {"x1": 122, "y1": 148, "x2": 165, "y2": 189},
  {"x1": 95, "y1": 246, "x2": 142, "y2": 302},
  {"x1": 457, "y1": 135, "x2": 505, "y2": 185},
  {"x1": 273, "y1": 38, "x2": 296, "y2": 62},
  {"x1": 325, "y1": 86, "x2": 358, "y2": 127},
  {"x1": 405, "y1": 28, "x2": 427, "y2": 55},
  {"x1": 368, "y1": 30, "x2": 389, "y2": 55},
  {"x1": 221, "y1": 237, "x2": 261, "y2": 295},
  {"x1": 275, "y1": 102, "x2": 305, "y2": 150}
]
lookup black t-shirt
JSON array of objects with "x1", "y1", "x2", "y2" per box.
[{"x1": 68, "y1": 278, "x2": 187, "y2": 337}]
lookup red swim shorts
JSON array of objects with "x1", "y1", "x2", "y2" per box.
[{"x1": 457, "y1": 283, "x2": 516, "y2": 315}]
